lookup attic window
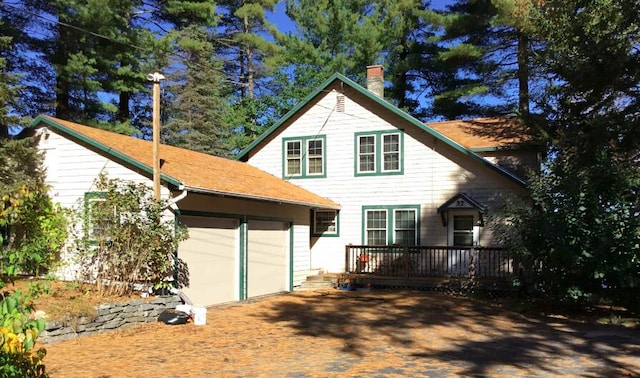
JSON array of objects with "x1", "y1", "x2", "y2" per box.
[{"x1": 336, "y1": 94, "x2": 345, "y2": 113}]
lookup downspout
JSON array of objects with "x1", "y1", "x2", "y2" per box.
[
  {"x1": 164, "y1": 185, "x2": 192, "y2": 305},
  {"x1": 165, "y1": 185, "x2": 188, "y2": 209}
]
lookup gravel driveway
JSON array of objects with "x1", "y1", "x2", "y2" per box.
[{"x1": 44, "y1": 290, "x2": 640, "y2": 377}]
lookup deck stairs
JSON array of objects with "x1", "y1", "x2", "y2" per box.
[{"x1": 295, "y1": 271, "x2": 340, "y2": 291}]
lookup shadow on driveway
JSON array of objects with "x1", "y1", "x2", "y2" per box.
[{"x1": 258, "y1": 290, "x2": 640, "y2": 376}]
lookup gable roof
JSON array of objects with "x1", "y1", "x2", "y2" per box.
[
  {"x1": 31, "y1": 115, "x2": 339, "y2": 209},
  {"x1": 236, "y1": 73, "x2": 527, "y2": 188},
  {"x1": 427, "y1": 117, "x2": 534, "y2": 151}
]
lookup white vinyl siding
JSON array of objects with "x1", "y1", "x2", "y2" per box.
[
  {"x1": 38, "y1": 128, "x2": 171, "y2": 209},
  {"x1": 245, "y1": 87, "x2": 529, "y2": 272}
]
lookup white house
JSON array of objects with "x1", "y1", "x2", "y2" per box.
[
  {"x1": 31, "y1": 115, "x2": 338, "y2": 307},
  {"x1": 31, "y1": 67, "x2": 537, "y2": 303},
  {"x1": 237, "y1": 66, "x2": 537, "y2": 274}
]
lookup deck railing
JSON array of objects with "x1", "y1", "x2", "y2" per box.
[{"x1": 345, "y1": 245, "x2": 516, "y2": 280}]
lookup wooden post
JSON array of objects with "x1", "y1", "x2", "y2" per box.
[{"x1": 148, "y1": 72, "x2": 165, "y2": 200}]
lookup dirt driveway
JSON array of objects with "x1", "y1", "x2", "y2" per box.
[{"x1": 44, "y1": 290, "x2": 639, "y2": 377}]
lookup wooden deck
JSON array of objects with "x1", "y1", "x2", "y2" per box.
[{"x1": 343, "y1": 245, "x2": 517, "y2": 291}]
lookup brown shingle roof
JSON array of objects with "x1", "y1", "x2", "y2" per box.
[
  {"x1": 37, "y1": 115, "x2": 339, "y2": 209},
  {"x1": 427, "y1": 117, "x2": 533, "y2": 150}
]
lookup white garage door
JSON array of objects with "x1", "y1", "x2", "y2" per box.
[
  {"x1": 178, "y1": 216, "x2": 238, "y2": 306},
  {"x1": 247, "y1": 220, "x2": 289, "y2": 298}
]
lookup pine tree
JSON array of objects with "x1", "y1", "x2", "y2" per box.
[
  {"x1": 0, "y1": 19, "x2": 21, "y2": 137},
  {"x1": 505, "y1": 0, "x2": 640, "y2": 306},
  {"x1": 217, "y1": 0, "x2": 280, "y2": 100},
  {"x1": 380, "y1": 1, "x2": 442, "y2": 117},
  {"x1": 430, "y1": 0, "x2": 538, "y2": 119},
  {"x1": 162, "y1": 25, "x2": 232, "y2": 156}
]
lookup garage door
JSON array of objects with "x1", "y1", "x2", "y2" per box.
[
  {"x1": 178, "y1": 216, "x2": 238, "y2": 306},
  {"x1": 247, "y1": 220, "x2": 289, "y2": 298}
]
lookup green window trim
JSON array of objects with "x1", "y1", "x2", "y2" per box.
[
  {"x1": 354, "y1": 130, "x2": 404, "y2": 176},
  {"x1": 312, "y1": 209, "x2": 340, "y2": 237},
  {"x1": 361, "y1": 204, "x2": 420, "y2": 245},
  {"x1": 282, "y1": 135, "x2": 327, "y2": 179},
  {"x1": 83, "y1": 191, "x2": 108, "y2": 244}
]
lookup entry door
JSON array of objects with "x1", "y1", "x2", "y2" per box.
[{"x1": 247, "y1": 220, "x2": 289, "y2": 298}]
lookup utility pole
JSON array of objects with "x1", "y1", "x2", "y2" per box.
[{"x1": 147, "y1": 72, "x2": 165, "y2": 201}]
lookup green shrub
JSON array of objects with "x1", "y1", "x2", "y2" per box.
[{"x1": 0, "y1": 291, "x2": 48, "y2": 377}]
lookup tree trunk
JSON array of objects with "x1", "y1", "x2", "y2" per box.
[
  {"x1": 517, "y1": 31, "x2": 530, "y2": 121},
  {"x1": 118, "y1": 91, "x2": 131, "y2": 122},
  {"x1": 243, "y1": 14, "x2": 254, "y2": 100}
]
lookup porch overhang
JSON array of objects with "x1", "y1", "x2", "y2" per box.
[{"x1": 437, "y1": 193, "x2": 485, "y2": 227}]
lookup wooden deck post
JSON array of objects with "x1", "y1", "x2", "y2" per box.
[{"x1": 345, "y1": 244, "x2": 351, "y2": 272}]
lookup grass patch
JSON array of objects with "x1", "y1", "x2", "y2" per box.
[{"x1": 5, "y1": 277, "x2": 146, "y2": 322}]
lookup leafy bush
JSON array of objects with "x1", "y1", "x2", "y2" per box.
[
  {"x1": 1, "y1": 185, "x2": 68, "y2": 278},
  {"x1": 73, "y1": 174, "x2": 188, "y2": 296},
  {"x1": 0, "y1": 291, "x2": 48, "y2": 378}
]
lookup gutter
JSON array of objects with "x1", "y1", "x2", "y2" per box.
[{"x1": 183, "y1": 185, "x2": 341, "y2": 210}]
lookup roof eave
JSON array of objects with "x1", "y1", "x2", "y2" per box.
[
  {"x1": 236, "y1": 73, "x2": 346, "y2": 161},
  {"x1": 31, "y1": 115, "x2": 183, "y2": 188},
  {"x1": 183, "y1": 185, "x2": 341, "y2": 210}
]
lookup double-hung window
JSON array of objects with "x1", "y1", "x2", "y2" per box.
[
  {"x1": 355, "y1": 130, "x2": 403, "y2": 176},
  {"x1": 313, "y1": 210, "x2": 339, "y2": 236},
  {"x1": 283, "y1": 135, "x2": 326, "y2": 178},
  {"x1": 363, "y1": 205, "x2": 419, "y2": 245}
]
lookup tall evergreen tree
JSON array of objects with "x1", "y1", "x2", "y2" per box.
[
  {"x1": 217, "y1": 0, "x2": 280, "y2": 100},
  {"x1": 274, "y1": 0, "x2": 441, "y2": 120},
  {"x1": 430, "y1": 0, "x2": 538, "y2": 120},
  {"x1": 381, "y1": 0, "x2": 441, "y2": 116},
  {"x1": 0, "y1": 18, "x2": 21, "y2": 137},
  {"x1": 162, "y1": 25, "x2": 232, "y2": 156},
  {"x1": 502, "y1": 0, "x2": 640, "y2": 306},
  {"x1": 283, "y1": 0, "x2": 382, "y2": 80}
]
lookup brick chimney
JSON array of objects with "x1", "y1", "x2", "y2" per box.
[{"x1": 366, "y1": 65, "x2": 384, "y2": 98}]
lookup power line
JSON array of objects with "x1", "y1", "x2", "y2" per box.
[{"x1": 0, "y1": 2, "x2": 248, "y2": 86}]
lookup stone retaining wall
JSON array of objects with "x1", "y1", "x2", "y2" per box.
[{"x1": 40, "y1": 295, "x2": 183, "y2": 344}]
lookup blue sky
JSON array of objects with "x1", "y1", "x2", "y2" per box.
[{"x1": 266, "y1": 1, "x2": 455, "y2": 35}]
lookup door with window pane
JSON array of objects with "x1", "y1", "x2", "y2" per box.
[{"x1": 453, "y1": 215, "x2": 474, "y2": 246}]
